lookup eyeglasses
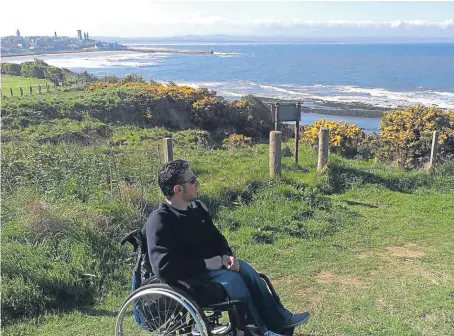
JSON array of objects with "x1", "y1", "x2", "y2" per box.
[{"x1": 179, "y1": 174, "x2": 198, "y2": 185}]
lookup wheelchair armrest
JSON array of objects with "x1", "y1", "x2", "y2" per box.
[
  {"x1": 119, "y1": 229, "x2": 140, "y2": 252},
  {"x1": 258, "y1": 273, "x2": 282, "y2": 306}
]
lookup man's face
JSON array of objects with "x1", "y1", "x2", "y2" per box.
[{"x1": 179, "y1": 168, "x2": 199, "y2": 202}]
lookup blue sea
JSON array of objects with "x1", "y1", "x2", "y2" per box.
[{"x1": 7, "y1": 42, "x2": 454, "y2": 132}]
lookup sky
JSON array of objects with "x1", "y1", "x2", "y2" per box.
[{"x1": 1, "y1": 1, "x2": 454, "y2": 40}]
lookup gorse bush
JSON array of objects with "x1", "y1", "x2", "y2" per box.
[
  {"x1": 378, "y1": 105, "x2": 454, "y2": 168},
  {"x1": 302, "y1": 119, "x2": 364, "y2": 156},
  {"x1": 2, "y1": 82, "x2": 272, "y2": 138},
  {"x1": 224, "y1": 133, "x2": 252, "y2": 150}
]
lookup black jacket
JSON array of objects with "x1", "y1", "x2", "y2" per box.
[{"x1": 143, "y1": 200, "x2": 233, "y2": 283}]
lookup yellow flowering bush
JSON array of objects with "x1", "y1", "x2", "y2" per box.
[
  {"x1": 229, "y1": 95, "x2": 272, "y2": 137},
  {"x1": 87, "y1": 81, "x2": 210, "y2": 102},
  {"x1": 302, "y1": 119, "x2": 364, "y2": 156},
  {"x1": 85, "y1": 83, "x2": 272, "y2": 138},
  {"x1": 379, "y1": 105, "x2": 454, "y2": 168},
  {"x1": 224, "y1": 133, "x2": 252, "y2": 150}
]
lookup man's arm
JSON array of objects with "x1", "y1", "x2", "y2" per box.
[
  {"x1": 197, "y1": 200, "x2": 233, "y2": 257},
  {"x1": 146, "y1": 213, "x2": 206, "y2": 282},
  {"x1": 212, "y1": 224, "x2": 233, "y2": 256}
]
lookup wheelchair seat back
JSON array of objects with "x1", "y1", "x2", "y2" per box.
[{"x1": 121, "y1": 229, "x2": 227, "y2": 309}]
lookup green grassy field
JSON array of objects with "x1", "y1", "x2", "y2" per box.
[
  {"x1": 1, "y1": 74, "x2": 53, "y2": 96},
  {"x1": 2, "y1": 128, "x2": 453, "y2": 335},
  {"x1": 1, "y1": 75, "x2": 453, "y2": 335}
]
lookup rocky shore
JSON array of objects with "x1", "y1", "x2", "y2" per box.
[{"x1": 258, "y1": 96, "x2": 388, "y2": 118}]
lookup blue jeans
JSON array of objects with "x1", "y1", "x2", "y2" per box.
[{"x1": 198, "y1": 259, "x2": 292, "y2": 332}]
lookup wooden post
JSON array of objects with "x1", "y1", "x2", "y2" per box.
[
  {"x1": 38, "y1": 85, "x2": 42, "y2": 94},
  {"x1": 10, "y1": 88, "x2": 13, "y2": 96},
  {"x1": 429, "y1": 130, "x2": 439, "y2": 169},
  {"x1": 295, "y1": 102, "x2": 301, "y2": 164},
  {"x1": 317, "y1": 128, "x2": 329, "y2": 172},
  {"x1": 46, "y1": 83, "x2": 49, "y2": 92},
  {"x1": 163, "y1": 137, "x2": 173, "y2": 163},
  {"x1": 274, "y1": 103, "x2": 280, "y2": 131},
  {"x1": 29, "y1": 86, "x2": 33, "y2": 95},
  {"x1": 270, "y1": 131, "x2": 282, "y2": 178},
  {"x1": 20, "y1": 87, "x2": 23, "y2": 96}
]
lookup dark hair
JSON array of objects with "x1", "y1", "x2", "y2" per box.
[{"x1": 158, "y1": 159, "x2": 190, "y2": 198}]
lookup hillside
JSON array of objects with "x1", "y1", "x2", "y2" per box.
[{"x1": 1, "y1": 73, "x2": 453, "y2": 336}]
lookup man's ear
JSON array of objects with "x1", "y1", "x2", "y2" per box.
[{"x1": 173, "y1": 184, "x2": 182, "y2": 194}]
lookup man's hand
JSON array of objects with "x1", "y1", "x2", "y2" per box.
[
  {"x1": 204, "y1": 256, "x2": 223, "y2": 270},
  {"x1": 222, "y1": 255, "x2": 240, "y2": 272}
]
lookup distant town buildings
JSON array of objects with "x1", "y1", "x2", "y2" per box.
[
  {"x1": 94, "y1": 41, "x2": 127, "y2": 50},
  {"x1": 1, "y1": 29, "x2": 126, "y2": 56}
]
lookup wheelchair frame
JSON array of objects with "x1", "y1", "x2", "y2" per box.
[{"x1": 116, "y1": 229, "x2": 295, "y2": 336}]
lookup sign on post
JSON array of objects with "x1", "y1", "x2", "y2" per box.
[
  {"x1": 270, "y1": 103, "x2": 302, "y2": 164},
  {"x1": 271, "y1": 103, "x2": 301, "y2": 123}
]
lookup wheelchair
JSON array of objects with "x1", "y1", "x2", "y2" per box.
[{"x1": 116, "y1": 230, "x2": 296, "y2": 336}]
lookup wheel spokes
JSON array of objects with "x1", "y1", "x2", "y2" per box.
[{"x1": 117, "y1": 290, "x2": 201, "y2": 336}]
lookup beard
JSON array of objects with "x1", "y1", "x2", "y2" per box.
[{"x1": 182, "y1": 187, "x2": 197, "y2": 202}]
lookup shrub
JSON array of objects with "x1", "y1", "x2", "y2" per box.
[
  {"x1": 224, "y1": 133, "x2": 252, "y2": 150},
  {"x1": 302, "y1": 119, "x2": 365, "y2": 156},
  {"x1": 281, "y1": 145, "x2": 292, "y2": 157},
  {"x1": 229, "y1": 95, "x2": 272, "y2": 137},
  {"x1": 192, "y1": 96, "x2": 229, "y2": 131},
  {"x1": 45, "y1": 66, "x2": 64, "y2": 86},
  {"x1": 1, "y1": 62, "x2": 22, "y2": 76},
  {"x1": 379, "y1": 105, "x2": 454, "y2": 168},
  {"x1": 20, "y1": 59, "x2": 49, "y2": 79},
  {"x1": 121, "y1": 74, "x2": 145, "y2": 83}
]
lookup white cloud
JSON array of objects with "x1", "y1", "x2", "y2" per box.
[{"x1": 245, "y1": 19, "x2": 454, "y2": 29}]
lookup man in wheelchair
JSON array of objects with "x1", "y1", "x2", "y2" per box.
[{"x1": 117, "y1": 159, "x2": 309, "y2": 336}]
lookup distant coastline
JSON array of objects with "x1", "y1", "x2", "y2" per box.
[{"x1": 2, "y1": 47, "x2": 214, "y2": 58}]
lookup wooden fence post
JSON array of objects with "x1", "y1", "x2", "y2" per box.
[
  {"x1": 274, "y1": 103, "x2": 280, "y2": 131},
  {"x1": 29, "y1": 86, "x2": 33, "y2": 95},
  {"x1": 163, "y1": 137, "x2": 173, "y2": 163},
  {"x1": 46, "y1": 83, "x2": 49, "y2": 92},
  {"x1": 270, "y1": 131, "x2": 282, "y2": 178},
  {"x1": 295, "y1": 102, "x2": 301, "y2": 164},
  {"x1": 429, "y1": 130, "x2": 439, "y2": 169},
  {"x1": 317, "y1": 128, "x2": 329, "y2": 172},
  {"x1": 20, "y1": 87, "x2": 23, "y2": 96},
  {"x1": 10, "y1": 88, "x2": 13, "y2": 96},
  {"x1": 38, "y1": 85, "x2": 42, "y2": 94}
]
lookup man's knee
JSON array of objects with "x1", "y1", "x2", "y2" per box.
[
  {"x1": 215, "y1": 269, "x2": 249, "y2": 300},
  {"x1": 238, "y1": 259, "x2": 260, "y2": 284},
  {"x1": 238, "y1": 259, "x2": 255, "y2": 274}
]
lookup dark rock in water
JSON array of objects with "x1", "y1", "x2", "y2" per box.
[{"x1": 258, "y1": 96, "x2": 387, "y2": 118}]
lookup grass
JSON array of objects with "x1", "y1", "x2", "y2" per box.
[
  {"x1": 1, "y1": 74, "x2": 53, "y2": 96},
  {"x1": 2, "y1": 130, "x2": 453, "y2": 335}
]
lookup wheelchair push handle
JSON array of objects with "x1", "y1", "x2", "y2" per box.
[{"x1": 119, "y1": 229, "x2": 140, "y2": 252}]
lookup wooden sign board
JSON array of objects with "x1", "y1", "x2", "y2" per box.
[
  {"x1": 271, "y1": 103, "x2": 301, "y2": 122},
  {"x1": 270, "y1": 102, "x2": 302, "y2": 164}
]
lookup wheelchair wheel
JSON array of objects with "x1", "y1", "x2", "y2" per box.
[{"x1": 115, "y1": 283, "x2": 210, "y2": 336}]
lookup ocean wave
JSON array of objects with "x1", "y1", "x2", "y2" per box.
[
  {"x1": 179, "y1": 81, "x2": 454, "y2": 109},
  {"x1": 174, "y1": 81, "x2": 225, "y2": 89},
  {"x1": 213, "y1": 52, "x2": 242, "y2": 57},
  {"x1": 7, "y1": 52, "x2": 166, "y2": 69}
]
